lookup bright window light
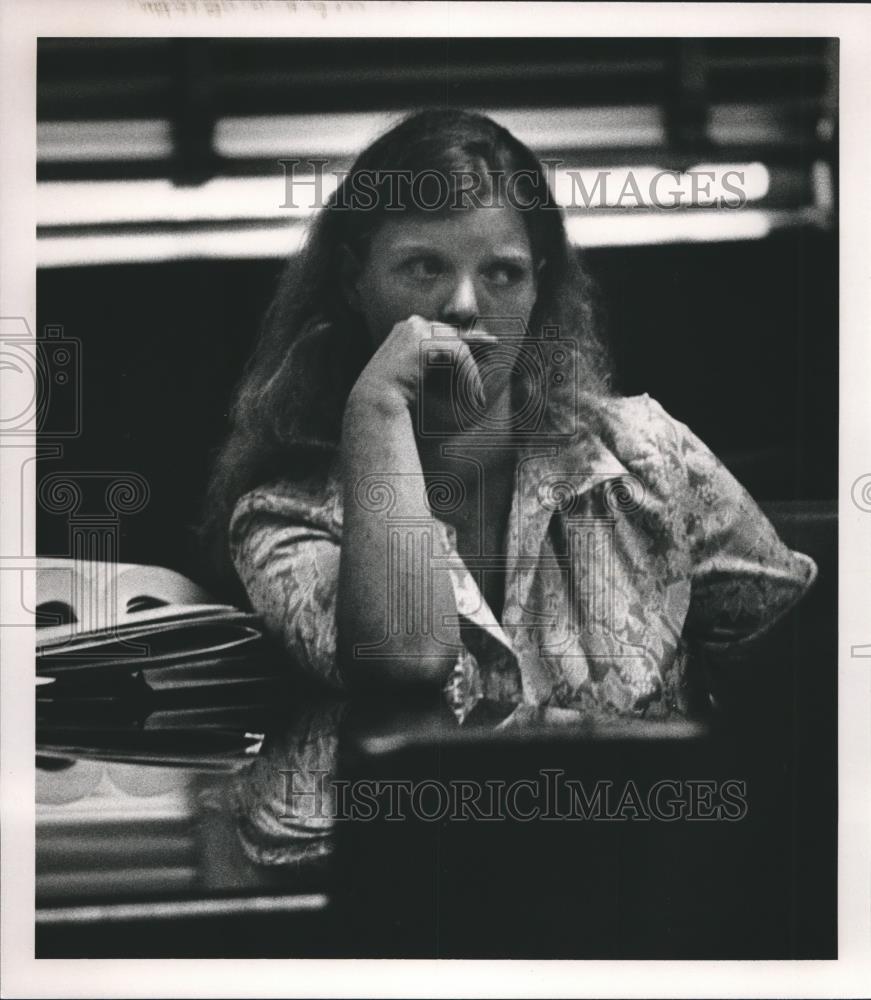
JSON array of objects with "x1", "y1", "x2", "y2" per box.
[
  {"x1": 564, "y1": 209, "x2": 775, "y2": 246},
  {"x1": 37, "y1": 225, "x2": 308, "y2": 268},
  {"x1": 38, "y1": 107, "x2": 667, "y2": 169},
  {"x1": 37, "y1": 207, "x2": 824, "y2": 268},
  {"x1": 38, "y1": 120, "x2": 173, "y2": 162},
  {"x1": 214, "y1": 106, "x2": 666, "y2": 160},
  {"x1": 37, "y1": 176, "x2": 323, "y2": 226}
]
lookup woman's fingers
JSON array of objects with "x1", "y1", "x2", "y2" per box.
[
  {"x1": 423, "y1": 332, "x2": 489, "y2": 406},
  {"x1": 455, "y1": 339, "x2": 488, "y2": 407},
  {"x1": 381, "y1": 316, "x2": 498, "y2": 411}
]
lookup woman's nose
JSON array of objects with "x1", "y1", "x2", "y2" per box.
[{"x1": 439, "y1": 274, "x2": 479, "y2": 330}]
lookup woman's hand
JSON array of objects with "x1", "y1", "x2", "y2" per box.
[{"x1": 349, "y1": 314, "x2": 498, "y2": 417}]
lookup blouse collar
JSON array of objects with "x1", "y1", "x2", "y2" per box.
[{"x1": 427, "y1": 423, "x2": 634, "y2": 657}]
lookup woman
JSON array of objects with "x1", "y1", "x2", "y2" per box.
[{"x1": 204, "y1": 108, "x2": 816, "y2": 727}]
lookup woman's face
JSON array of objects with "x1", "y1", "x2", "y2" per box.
[{"x1": 350, "y1": 202, "x2": 539, "y2": 364}]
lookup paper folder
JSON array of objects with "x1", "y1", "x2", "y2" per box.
[{"x1": 35, "y1": 559, "x2": 278, "y2": 765}]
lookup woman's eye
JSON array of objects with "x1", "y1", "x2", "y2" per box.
[
  {"x1": 402, "y1": 257, "x2": 444, "y2": 280},
  {"x1": 484, "y1": 262, "x2": 527, "y2": 287}
]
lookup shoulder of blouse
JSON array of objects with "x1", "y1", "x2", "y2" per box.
[
  {"x1": 590, "y1": 391, "x2": 687, "y2": 456},
  {"x1": 561, "y1": 391, "x2": 694, "y2": 489},
  {"x1": 228, "y1": 468, "x2": 343, "y2": 548}
]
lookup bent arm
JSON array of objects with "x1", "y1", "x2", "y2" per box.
[{"x1": 337, "y1": 384, "x2": 461, "y2": 691}]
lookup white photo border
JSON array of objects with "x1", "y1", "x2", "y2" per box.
[{"x1": 2, "y1": 2, "x2": 869, "y2": 997}]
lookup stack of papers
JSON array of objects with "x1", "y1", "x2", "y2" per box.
[{"x1": 35, "y1": 559, "x2": 277, "y2": 767}]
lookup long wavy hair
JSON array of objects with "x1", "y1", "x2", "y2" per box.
[{"x1": 200, "y1": 108, "x2": 613, "y2": 591}]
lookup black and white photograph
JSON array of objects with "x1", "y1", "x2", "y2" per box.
[{"x1": 1, "y1": 2, "x2": 869, "y2": 997}]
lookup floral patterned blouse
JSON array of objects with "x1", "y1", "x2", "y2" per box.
[{"x1": 229, "y1": 393, "x2": 817, "y2": 727}]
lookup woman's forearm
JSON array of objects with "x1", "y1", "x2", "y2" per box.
[{"x1": 336, "y1": 384, "x2": 461, "y2": 690}]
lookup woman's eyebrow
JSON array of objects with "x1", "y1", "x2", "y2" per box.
[
  {"x1": 390, "y1": 242, "x2": 446, "y2": 255},
  {"x1": 489, "y1": 249, "x2": 534, "y2": 263},
  {"x1": 390, "y1": 243, "x2": 533, "y2": 262}
]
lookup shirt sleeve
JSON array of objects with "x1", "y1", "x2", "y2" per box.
[
  {"x1": 654, "y1": 402, "x2": 818, "y2": 650},
  {"x1": 229, "y1": 482, "x2": 482, "y2": 706},
  {"x1": 229, "y1": 486, "x2": 346, "y2": 692}
]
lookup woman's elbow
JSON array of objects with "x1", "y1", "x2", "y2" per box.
[{"x1": 336, "y1": 644, "x2": 455, "y2": 694}]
